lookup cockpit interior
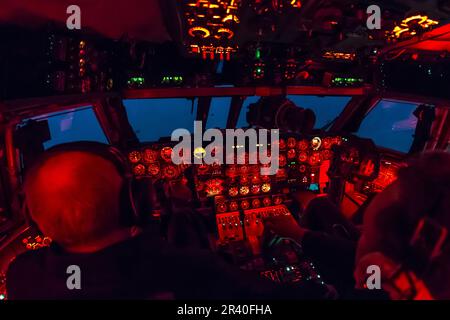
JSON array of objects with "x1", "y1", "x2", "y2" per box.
[{"x1": 0, "y1": 0, "x2": 449, "y2": 301}]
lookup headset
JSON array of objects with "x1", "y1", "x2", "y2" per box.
[{"x1": 21, "y1": 141, "x2": 141, "y2": 230}]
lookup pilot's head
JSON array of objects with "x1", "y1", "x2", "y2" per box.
[
  {"x1": 23, "y1": 149, "x2": 130, "y2": 253},
  {"x1": 355, "y1": 151, "x2": 450, "y2": 299}
]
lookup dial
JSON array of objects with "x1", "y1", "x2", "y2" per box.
[
  {"x1": 133, "y1": 164, "x2": 146, "y2": 176},
  {"x1": 322, "y1": 137, "x2": 332, "y2": 149},
  {"x1": 279, "y1": 154, "x2": 287, "y2": 167},
  {"x1": 229, "y1": 201, "x2": 239, "y2": 211},
  {"x1": 128, "y1": 151, "x2": 142, "y2": 163},
  {"x1": 298, "y1": 139, "x2": 309, "y2": 151},
  {"x1": 239, "y1": 185, "x2": 250, "y2": 196},
  {"x1": 311, "y1": 137, "x2": 322, "y2": 151},
  {"x1": 160, "y1": 147, "x2": 173, "y2": 162},
  {"x1": 279, "y1": 138, "x2": 286, "y2": 150},
  {"x1": 228, "y1": 186, "x2": 239, "y2": 197},
  {"x1": 287, "y1": 149, "x2": 296, "y2": 159},
  {"x1": 147, "y1": 163, "x2": 160, "y2": 176},
  {"x1": 309, "y1": 153, "x2": 321, "y2": 166},
  {"x1": 251, "y1": 185, "x2": 260, "y2": 194},
  {"x1": 143, "y1": 149, "x2": 158, "y2": 163},
  {"x1": 287, "y1": 137, "x2": 297, "y2": 149},
  {"x1": 162, "y1": 165, "x2": 178, "y2": 179},
  {"x1": 262, "y1": 197, "x2": 272, "y2": 206},
  {"x1": 299, "y1": 164, "x2": 307, "y2": 173},
  {"x1": 261, "y1": 183, "x2": 271, "y2": 193},
  {"x1": 322, "y1": 149, "x2": 333, "y2": 160},
  {"x1": 216, "y1": 202, "x2": 227, "y2": 213},
  {"x1": 252, "y1": 199, "x2": 261, "y2": 208},
  {"x1": 298, "y1": 152, "x2": 308, "y2": 162},
  {"x1": 240, "y1": 200, "x2": 250, "y2": 210}
]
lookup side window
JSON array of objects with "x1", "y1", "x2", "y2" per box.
[
  {"x1": 20, "y1": 106, "x2": 108, "y2": 149},
  {"x1": 357, "y1": 100, "x2": 420, "y2": 153}
]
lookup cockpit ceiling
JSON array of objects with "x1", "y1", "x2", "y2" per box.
[{"x1": 0, "y1": 0, "x2": 171, "y2": 42}]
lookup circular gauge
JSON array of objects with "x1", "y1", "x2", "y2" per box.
[
  {"x1": 298, "y1": 152, "x2": 308, "y2": 162},
  {"x1": 273, "y1": 196, "x2": 283, "y2": 205},
  {"x1": 252, "y1": 199, "x2": 261, "y2": 208},
  {"x1": 322, "y1": 137, "x2": 332, "y2": 149},
  {"x1": 261, "y1": 183, "x2": 271, "y2": 193},
  {"x1": 322, "y1": 149, "x2": 333, "y2": 160},
  {"x1": 216, "y1": 202, "x2": 227, "y2": 213},
  {"x1": 240, "y1": 176, "x2": 249, "y2": 184},
  {"x1": 160, "y1": 147, "x2": 173, "y2": 162},
  {"x1": 287, "y1": 149, "x2": 296, "y2": 159},
  {"x1": 298, "y1": 139, "x2": 309, "y2": 151},
  {"x1": 251, "y1": 185, "x2": 260, "y2": 194},
  {"x1": 251, "y1": 175, "x2": 261, "y2": 184},
  {"x1": 287, "y1": 137, "x2": 297, "y2": 149},
  {"x1": 240, "y1": 200, "x2": 250, "y2": 210},
  {"x1": 334, "y1": 136, "x2": 342, "y2": 145},
  {"x1": 239, "y1": 185, "x2": 250, "y2": 196},
  {"x1": 229, "y1": 201, "x2": 239, "y2": 211},
  {"x1": 261, "y1": 175, "x2": 271, "y2": 182},
  {"x1": 225, "y1": 165, "x2": 238, "y2": 177},
  {"x1": 309, "y1": 153, "x2": 321, "y2": 166},
  {"x1": 193, "y1": 147, "x2": 206, "y2": 160},
  {"x1": 228, "y1": 186, "x2": 239, "y2": 197},
  {"x1": 128, "y1": 151, "x2": 141, "y2": 163},
  {"x1": 147, "y1": 163, "x2": 160, "y2": 176},
  {"x1": 143, "y1": 149, "x2": 158, "y2": 163},
  {"x1": 299, "y1": 164, "x2": 307, "y2": 173},
  {"x1": 279, "y1": 138, "x2": 286, "y2": 150},
  {"x1": 133, "y1": 164, "x2": 146, "y2": 176},
  {"x1": 279, "y1": 155, "x2": 287, "y2": 167},
  {"x1": 262, "y1": 197, "x2": 272, "y2": 206},
  {"x1": 311, "y1": 137, "x2": 322, "y2": 151},
  {"x1": 162, "y1": 165, "x2": 178, "y2": 179}
]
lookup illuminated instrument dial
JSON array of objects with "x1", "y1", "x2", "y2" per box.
[
  {"x1": 311, "y1": 137, "x2": 322, "y2": 151},
  {"x1": 298, "y1": 152, "x2": 308, "y2": 162},
  {"x1": 298, "y1": 139, "x2": 309, "y2": 151},
  {"x1": 240, "y1": 176, "x2": 249, "y2": 184},
  {"x1": 322, "y1": 137, "x2": 332, "y2": 149},
  {"x1": 273, "y1": 196, "x2": 283, "y2": 205},
  {"x1": 287, "y1": 137, "x2": 297, "y2": 149},
  {"x1": 252, "y1": 199, "x2": 261, "y2": 208},
  {"x1": 133, "y1": 164, "x2": 146, "y2": 176},
  {"x1": 162, "y1": 165, "x2": 178, "y2": 179},
  {"x1": 229, "y1": 201, "x2": 239, "y2": 211},
  {"x1": 279, "y1": 138, "x2": 286, "y2": 150},
  {"x1": 309, "y1": 153, "x2": 321, "y2": 166},
  {"x1": 299, "y1": 164, "x2": 307, "y2": 173},
  {"x1": 128, "y1": 151, "x2": 141, "y2": 163},
  {"x1": 261, "y1": 175, "x2": 270, "y2": 182},
  {"x1": 239, "y1": 185, "x2": 250, "y2": 196},
  {"x1": 216, "y1": 202, "x2": 227, "y2": 213},
  {"x1": 228, "y1": 187, "x2": 239, "y2": 197},
  {"x1": 279, "y1": 155, "x2": 287, "y2": 167},
  {"x1": 240, "y1": 200, "x2": 250, "y2": 210},
  {"x1": 160, "y1": 147, "x2": 173, "y2": 162},
  {"x1": 251, "y1": 185, "x2": 260, "y2": 194},
  {"x1": 205, "y1": 179, "x2": 224, "y2": 197},
  {"x1": 322, "y1": 149, "x2": 333, "y2": 160},
  {"x1": 226, "y1": 165, "x2": 238, "y2": 177},
  {"x1": 261, "y1": 183, "x2": 271, "y2": 193},
  {"x1": 147, "y1": 163, "x2": 160, "y2": 177},
  {"x1": 193, "y1": 147, "x2": 206, "y2": 160},
  {"x1": 143, "y1": 149, "x2": 158, "y2": 163},
  {"x1": 262, "y1": 197, "x2": 272, "y2": 206},
  {"x1": 287, "y1": 149, "x2": 296, "y2": 159}
]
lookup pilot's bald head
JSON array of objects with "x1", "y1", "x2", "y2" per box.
[{"x1": 24, "y1": 151, "x2": 124, "y2": 249}]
